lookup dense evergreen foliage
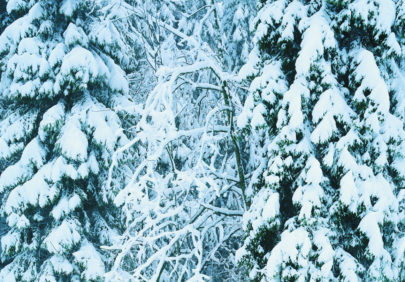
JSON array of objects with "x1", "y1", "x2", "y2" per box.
[
  {"x1": 0, "y1": 0, "x2": 133, "y2": 280},
  {"x1": 237, "y1": 0, "x2": 405, "y2": 281}
]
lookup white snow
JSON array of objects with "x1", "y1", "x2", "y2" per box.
[
  {"x1": 8, "y1": 52, "x2": 46, "y2": 81},
  {"x1": 50, "y1": 156, "x2": 78, "y2": 181},
  {"x1": 350, "y1": 0, "x2": 395, "y2": 35},
  {"x1": 353, "y1": 49, "x2": 390, "y2": 113},
  {"x1": 313, "y1": 230, "x2": 334, "y2": 268},
  {"x1": 39, "y1": 80, "x2": 54, "y2": 97},
  {"x1": 338, "y1": 148, "x2": 359, "y2": 173},
  {"x1": 4, "y1": 164, "x2": 52, "y2": 214},
  {"x1": 64, "y1": 23, "x2": 88, "y2": 47},
  {"x1": 393, "y1": 237, "x2": 405, "y2": 273},
  {"x1": 266, "y1": 228, "x2": 311, "y2": 280},
  {"x1": 323, "y1": 144, "x2": 335, "y2": 168},
  {"x1": 44, "y1": 219, "x2": 81, "y2": 254},
  {"x1": 9, "y1": 80, "x2": 38, "y2": 98},
  {"x1": 237, "y1": 47, "x2": 260, "y2": 80},
  {"x1": 293, "y1": 183, "x2": 324, "y2": 220},
  {"x1": 0, "y1": 137, "x2": 10, "y2": 159},
  {"x1": 0, "y1": 112, "x2": 36, "y2": 146},
  {"x1": 49, "y1": 255, "x2": 73, "y2": 275},
  {"x1": 7, "y1": 214, "x2": 29, "y2": 229},
  {"x1": 296, "y1": 14, "x2": 329, "y2": 76},
  {"x1": 242, "y1": 189, "x2": 279, "y2": 233},
  {"x1": 336, "y1": 129, "x2": 361, "y2": 151},
  {"x1": 312, "y1": 88, "x2": 354, "y2": 126},
  {"x1": 90, "y1": 21, "x2": 121, "y2": 48},
  {"x1": 105, "y1": 57, "x2": 129, "y2": 95},
  {"x1": 48, "y1": 43, "x2": 66, "y2": 68},
  {"x1": 17, "y1": 37, "x2": 41, "y2": 55},
  {"x1": 358, "y1": 211, "x2": 385, "y2": 256},
  {"x1": 20, "y1": 137, "x2": 46, "y2": 168},
  {"x1": 88, "y1": 153, "x2": 100, "y2": 174},
  {"x1": 283, "y1": 81, "x2": 307, "y2": 130},
  {"x1": 38, "y1": 103, "x2": 65, "y2": 142},
  {"x1": 339, "y1": 171, "x2": 359, "y2": 213},
  {"x1": 60, "y1": 0, "x2": 81, "y2": 18},
  {"x1": 311, "y1": 112, "x2": 337, "y2": 144},
  {"x1": 304, "y1": 158, "x2": 323, "y2": 184},
  {"x1": 251, "y1": 104, "x2": 266, "y2": 128},
  {"x1": 293, "y1": 158, "x2": 324, "y2": 219},
  {"x1": 0, "y1": 3, "x2": 44, "y2": 55},
  {"x1": 86, "y1": 104, "x2": 120, "y2": 152},
  {"x1": 51, "y1": 194, "x2": 81, "y2": 221},
  {"x1": 7, "y1": 0, "x2": 31, "y2": 14},
  {"x1": 55, "y1": 46, "x2": 99, "y2": 94},
  {"x1": 262, "y1": 192, "x2": 280, "y2": 221},
  {"x1": 73, "y1": 241, "x2": 105, "y2": 280},
  {"x1": 279, "y1": 1, "x2": 306, "y2": 43},
  {"x1": 335, "y1": 249, "x2": 360, "y2": 282},
  {"x1": 0, "y1": 162, "x2": 31, "y2": 193},
  {"x1": 56, "y1": 120, "x2": 88, "y2": 162},
  {"x1": 237, "y1": 94, "x2": 254, "y2": 128},
  {"x1": 361, "y1": 175, "x2": 396, "y2": 216},
  {"x1": 1, "y1": 230, "x2": 21, "y2": 256}
]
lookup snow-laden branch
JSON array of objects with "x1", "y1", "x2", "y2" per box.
[
  {"x1": 201, "y1": 203, "x2": 243, "y2": 216},
  {"x1": 105, "y1": 2, "x2": 249, "y2": 280}
]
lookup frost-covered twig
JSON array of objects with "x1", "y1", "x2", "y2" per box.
[{"x1": 105, "y1": 2, "x2": 250, "y2": 280}]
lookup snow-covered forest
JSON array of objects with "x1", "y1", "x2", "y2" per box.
[{"x1": 0, "y1": 0, "x2": 404, "y2": 281}]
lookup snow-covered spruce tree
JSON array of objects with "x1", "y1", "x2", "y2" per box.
[
  {"x1": 105, "y1": 1, "x2": 254, "y2": 281},
  {"x1": 0, "y1": 0, "x2": 133, "y2": 280},
  {"x1": 237, "y1": 0, "x2": 405, "y2": 281}
]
